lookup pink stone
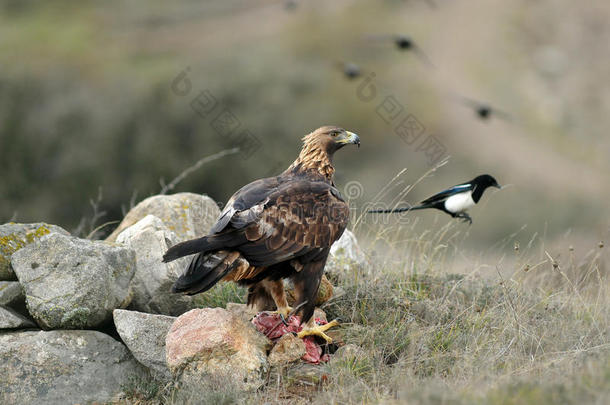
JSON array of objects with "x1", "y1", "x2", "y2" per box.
[{"x1": 165, "y1": 308, "x2": 270, "y2": 391}]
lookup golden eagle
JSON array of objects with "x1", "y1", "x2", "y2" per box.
[{"x1": 163, "y1": 126, "x2": 360, "y2": 341}]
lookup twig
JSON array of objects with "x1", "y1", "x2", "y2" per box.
[
  {"x1": 160, "y1": 147, "x2": 240, "y2": 194},
  {"x1": 74, "y1": 187, "x2": 107, "y2": 238},
  {"x1": 495, "y1": 265, "x2": 522, "y2": 337},
  {"x1": 87, "y1": 220, "x2": 120, "y2": 240}
]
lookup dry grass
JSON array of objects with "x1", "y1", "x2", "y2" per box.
[
  {"x1": 122, "y1": 170, "x2": 609, "y2": 404},
  {"x1": 122, "y1": 211, "x2": 608, "y2": 404}
]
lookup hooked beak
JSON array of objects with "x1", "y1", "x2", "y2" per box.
[
  {"x1": 343, "y1": 131, "x2": 360, "y2": 148},
  {"x1": 493, "y1": 182, "x2": 502, "y2": 189}
]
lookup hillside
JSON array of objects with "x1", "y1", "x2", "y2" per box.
[{"x1": 1, "y1": 0, "x2": 608, "y2": 250}]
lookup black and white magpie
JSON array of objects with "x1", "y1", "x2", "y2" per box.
[{"x1": 368, "y1": 174, "x2": 501, "y2": 224}]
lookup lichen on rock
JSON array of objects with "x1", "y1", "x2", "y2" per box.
[
  {"x1": 106, "y1": 193, "x2": 220, "y2": 243},
  {"x1": 10, "y1": 233, "x2": 136, "y2": 329},
  {"x1": 0, "y1": 223, "x2": 69, "y2": 281}
]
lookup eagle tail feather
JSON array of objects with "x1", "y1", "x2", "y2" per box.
[
  {"x1": 172, "y1": 251, "x2": 241, "y2": 295},
  {"x1": 162, "y1": 231, "x2": 246, "y2": 263}
]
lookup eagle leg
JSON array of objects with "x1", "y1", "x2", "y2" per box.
[
  {"x1": 260, "y1": 279, "x2": 293, "y2": 319},
  {"x1": 291, "y1": 257, "x2": 334, "y2": 339},
  {"x1": 297, "y1": 318, "x2": 340, "y2": 343}
]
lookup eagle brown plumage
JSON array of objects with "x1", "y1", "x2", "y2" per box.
[{"x1": 162, "y1": 126, "x2": 360, "y2": 341}]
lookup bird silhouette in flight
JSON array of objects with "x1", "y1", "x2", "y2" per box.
[
  {"x1": 334, "y1": 61, "x2": 363, "y2": 80},
  {"x1": 364, "y1": 34, "x2": 434, "y2": 68},
  {"x1": 451, "y1": 93, "x2": 513, "y2": 122}
]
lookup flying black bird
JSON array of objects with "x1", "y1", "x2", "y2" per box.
[
  {"x1": 452, "y1": 94, "x2": 512, "y2": 122},
  {"x1": 335, "y1": 61, "x2": 362, "y2": 80},
  {"x1": 367, "y1": 174, "x2": 501, "y2": 224},
  {"x1": 365, "y1": 34, "x2": 434, "y2": 68}
]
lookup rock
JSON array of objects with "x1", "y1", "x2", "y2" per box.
[
  {"x1": 0, "y1": 306, "x2": 35, "y2": 329},
  {"x1": 113, "y1": 309, "x2": 175, "y2": 380},
  {"x1": 226, "y1": 302, "x2": 258, "y2": 323},
  {"x1": 0, "y1": 330, "x2": 144, "y2": 405},
  {"x1": 285, "y1": 275, "x2": 334, "y2": 307},
  {"x1": 268, "y1": 334, "x2": 306, "y2": 367},
  {"x1": 166, "y1": 308, "x2": 271, "y2": 391},
  {"x1": 272, "y1": 362, "x2": 330, "y2": 390},
  {"x1": 329, "y1": 344, "x2": 367, "y2": 367},
  {"x1": 313, "y1": 307, "x2": 328, "y2": 322},
  {"x1": 0, "y1": 223, "x2": 69, "y2": 280},
  {"x1": 0, "y1": 281, "x2": 24, "y2": 307},
  {"x1": 0, "y1": 281, "x2": 33, "y2": 328},
  {"x1": 107, "y1": 192, "x2": 220, "y2": 243},
  {"x1": 11, "y1": 233, "x2": 135, "y2": 329},
  {"x1": 115, "y1": 215, "x2": 205, "y2": 315},
  {"x1": 326, "y1": 229, "x2": 367, "y2": 277}
]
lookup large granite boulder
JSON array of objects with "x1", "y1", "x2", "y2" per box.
[
  {"x1": 0, "y1": 330, "x2": 144, "y2": 405},
  {"x1": 0, "y1": 223, "x2": 69, "y2": 280},
  {"x1": 107, "y1": 192, "x2": 220, "y2": 242},
  {"x1": 115, "y1": 215, "x2": 204, "y2": 315},
  {"x1": 11, "y1": 234, "x2": 135, "y2": 329},
  {"x1": 113, "y1": 309, "x2": 175, "y2": 380},
  {"x1": 166, "y1": 308, "x2": 271, "y2": 391}
]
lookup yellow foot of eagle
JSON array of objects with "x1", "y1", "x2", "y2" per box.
[
  {"x1": 271, "y1": 307, "x2": 292, "y2": 319},
  {"x1": 271, "y1": 306, "x2": 293, "y2": 320},
  {"x1": 297, "y1": 319, "x2": 340, "y2": 343}
]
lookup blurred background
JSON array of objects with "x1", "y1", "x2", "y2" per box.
[{"x1": 1, "y1": 0, "x2": 608, "y2": 252}]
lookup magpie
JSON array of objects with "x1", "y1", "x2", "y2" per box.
[
  {"x1": 364, "y1": 34, "x2": 435, "y2": 68},
  {"x1": 367, "y1": 174, "x2": 501, "y2": 224},
  {"x1": 335, "y1": 61, "x2": 362, "y2": 80},
  {"x1": 451, "y1": 93, "x2": 512, "y2": 122}
]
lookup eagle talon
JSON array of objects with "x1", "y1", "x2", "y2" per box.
[
  {"x1": 271, "y1": 306, "x2": 293, "y2": 322},
  {"x1": 296, "y1": 319, "x2": 340, "y2": 343},
  {"x1": 279, "y1": 313, "x2": 288, "y2": 326}
]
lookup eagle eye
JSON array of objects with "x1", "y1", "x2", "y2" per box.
[{"x1": 331, "y1": 131, "x2": 340, "y2": 137}]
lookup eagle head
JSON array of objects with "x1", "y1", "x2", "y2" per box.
[
  {"x1": 302, "y1": 126, "x2": 360, "y2": 154},
  {"x1": 288, "y1": 126, "x2": 360, "y2": 180}
]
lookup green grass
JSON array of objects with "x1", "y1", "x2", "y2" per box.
[{"x1": 192, "y1": 282, "x2": 246, "y2": 309}]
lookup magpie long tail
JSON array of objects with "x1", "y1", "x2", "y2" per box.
[{"x1": 367, "y1": 205, "x2": 429, "y2": 214}]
